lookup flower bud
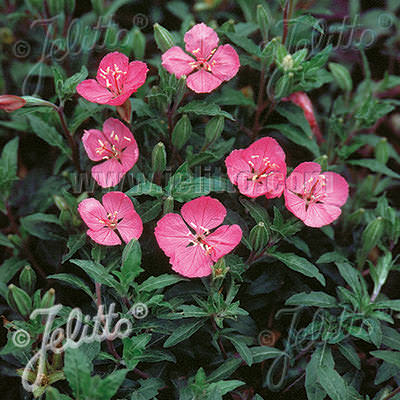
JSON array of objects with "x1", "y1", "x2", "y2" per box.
[
  {"x1": 8, "y1": 284, "x2": 32, "y2": 317},
  {"x1": 282, "y1": 54, "x2": 294, "y2": 72},
  {"x1": 257, "y1": 4, "x2": 271, "y2": 41},
  {"x1": 172, "y1": 115, "x2": 192, "y2": 150},
  {"x1": 205, "y1": 116, "x2": 224, "y2": 145},
  {"x1": 219, "y1": 20, "x2": 235, "y2": 33},
  {"x1": 152, "y1": 142, "x2": 167, "y2": 173},
  {"x1": 314, "y1": 155, "x2": 328, "y2": 171},
  {"x1": 40, "y1": 288, "x2": 56, "y2": 309},
  {"x1": 132, "y1": 27, "x2": 146, "y2": 59},
  {"x1": 163, "y1": 196, "x2": 174, "y2": 214},
  {"x1": 375, "y1": 137, "x2": 389, "y2": 165},
  {"x1": 0, "y1": 95, "x2": 26, "y2": 112},
  {"x1": 153, "y1": 23, "x2": 174, "y2": 52},
  {"x1": 212, "y1": 258, "x2": 229, "y2": 279},
  {"x1": 7, "y1": 234, "x2": 22, "y2": 248},
  {"x1": 116, "y1": 98, "x2": 132, "y2": 123},
  {"x1": 249, "y1": 222, "x2": 269, "y2": 251},
  {"x1": 54, "y1": 195, "x2": 68, "y2": 211},
  {"x1": 19, "y1": 265, "x2": 36, "y2": 295}
]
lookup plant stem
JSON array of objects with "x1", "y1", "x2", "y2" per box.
[
  {"x1": 56, "y1": 106, "x2": 81, "y2": 173},
  {"x1": 384, "y1": 386, "x2": 400, "y2": 400}
]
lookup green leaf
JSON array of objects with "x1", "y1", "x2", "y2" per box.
[
  {"x1": 121, "y1": 239, "x2": 143, "y2": 284},
  {"x1": 63, "y1": 65, "x2": 88, "y2": 98},
  {"x1": 178, "y1": 101, "x2": 234, "y2": 121},
  {"x1": 225, "y1": 335, "x2": 253, "y2": 366},
  {"x1": 64, "y1": 346, "x2": 92, "y2": 398},
  {"x1": 338, "y1": 343, "x2": 361, "y2": 369},
  {"x1": 251, "y1": 346, "x2": 285, "y2": 363},
  {"x1": 163, "y1": 319, "x2": 205, "y2": 348},
  {"x1": 0, "y1": 137, "x2": 19, "y2": 192},
  {"x1": 62, "y1": 233, "x2": 87, "y2": 263},
  {"x1": 131, "y1": 378, "x2": 165, "y2": 400},
  {"x1": 286, "y1": 291, "x2": 337, "y2": 308},
  {"x1": 347, "y1": 159, "x2": 400, "y2": 179},
  {"x1": 317, "y1": 365, "x2": 349, "y2": 400},
  {"x1": 48, "y1": 273, "x2": 93, "y2": 299},
  {"x1": 135, "y1": 199, "x2": 162, "y2": 223},
  {"x1": 207, "y1": 358, "x2": 242, "y2": 382},
  {"x1": 329, "y1": 63, "x2": 353, "y2": 92},
  {"x1": 272, "y1": 252, "x2": 326, "y2": 285},
  {"x1": 28, "y1": 115, "x2": 71, "y2": 157},
  {"x1": 122, "y1": 334, "x2": 151, "y2": 369},
  {"x1": 268, "y1": 123, "x2": 319, "y2": 156},
  {"x1": 20, "y1": 213, "x2": 62, "y2": 240},
  {"x1": 139, "y1": 274, "x2": 186, "y2": 292},
  {"x1": 370, "y1": 350, "x2": 400, "y2": 368},
  {"x1": 0, "y1": 232, "x2": 14, "y2": 248},
  {"x1": 223, "y1": 32, "x2": 261, "y2": 56},
  {"x1": 125, "y1": 181, "x2": 163, "y2": 197},
  {"x1": 239, "y1": 198, "x2": 270, "y2": 224}
]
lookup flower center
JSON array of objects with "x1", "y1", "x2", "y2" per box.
[
  {"x1": 190, "y1": 231, "x2": 215, "y2": 256},
  {"x1": 302, "y1": 175, "x2": 327, "y2": 208},
  {"x1": 98, "y1": 63, "x2": 127, "y2": 96},
  {"x1": 95, "y1": 136, "x2": 121, "y2": 161},
  {"x1": 99, "y1": 211, "x2": 119, "y2": 229},
  {"x1": 247, "y1": 155, "x2": 280, "y2": 182},
  {"x1": 189, "y1": 48, "x2": 217, "y2": 72}
]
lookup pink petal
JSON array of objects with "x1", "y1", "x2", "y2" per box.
[
  {"x1": 76, "y1": 79, "x2": 113, "y2": 104},
  {"x1": 96, "y1": 52, "x2": 129, "y2": 93},
  {"x1": 170, "y1": 244, "x2": 213, "y2": 278},
  {"x1": 82, "y1": 129, "x2": 110, "y2": 161},
  {"x1": 284, "y1": 189, "x2": 307, "y2": 222},
  {"x1": 184, "y1": 23, "x2": 219, "y2": 59},
  {"x1": 102, "y1": 191, "x2": 134, "y2": 218},
  {"x1": 78, "y1": 198, "x2": 107, "y2": 231},
  {"x1": 103, "y1": 118, "x2": 135, "y2": 149},
  {"x1": 155, "y1": 213, "x2": 192, "y2": 257},
  {"x1": 87, "y1": 227, "x2": 121, "y2": 246},
  {"x1": 209, "y1": 44, "x2": 240, "y2": 81},
  {"x1": 225, "y1": 149, "x2": 250, "y2": 185},
  {"x1": 186, "y1": 69, "x2": 222, "y2": 93},
  {"x1": 120, "y1": 144, "x2": 139, "y2": 173},
  {"x1": 161, "y1": 46, "x2": 195, "y2": 78},
  {"x1": 320, "y1": 171, "x2": 349, "y2": 207},
  {"x1": 206, "y1": 224, "x2": 242, "y2": 261},
  {"x1": 181, "y1": 196, "x2": 226, "y2": 234},
  {"x1": 124, "y1": 61, "x2": 148, "y2": 93},
  {"x1": 105, "y1": 92, "x2": 132, "y2": 106},
  {"x1": 285, "y1": 162, "x2": 321, "y2": 194},
  {"x1": 304, "y1": 203, "x2": 342, "y2": 228},
  {"x1": 236, "y1": 175, "x2": 267, "y2": 198},
  {"x1": 117, "y1": 212, "x2": 143, "y2": 243},
  {"x1": 91, "y1": 158, "x2": 125, "y2": 188},
  {"x1": 244, "y1": 137, "x2": 286, "y2": 172}
]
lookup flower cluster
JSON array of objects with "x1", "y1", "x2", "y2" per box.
[{"x1": 76, "y1": 23, "x2": 348, "y2": 279}]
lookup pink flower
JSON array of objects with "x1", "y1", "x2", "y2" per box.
[
  {"x1": 225, "y1": 137, "x2": 287, "y2": 198},
  {"x1": 76, "y1": 52, "x2": 148, "y2": 105},
  {"x1": 0, "y1": 95, "x2": 26, "y2": 112},
  {"x1": 154, "y1": 196, "x2": 242, "y2": 278},
  {"x1": 283, "y1": 92, "x2": 324, "y2": 144},
  {"x1": 161, "y1": 23, "x2": 240, "y2": 93},
  {"x1": 284, "y1": 162, "x2": 349, "y2": 228},
  {"x1": 82, "y1": 118, "x2": 139, "y2": 188},
  {"x1": 78, "y1": 191, "x2": 143, "y2": 246}
]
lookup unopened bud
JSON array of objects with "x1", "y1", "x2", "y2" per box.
[
  {"x1": 40, "y1": 288, "x2": 56, "y2": 309},
  {"x1": 132, "y1": 28, "x2": 146, "y2": 59},
  {"x1": 54, "y1": 195, "x2": 68, "y2": 211},
  {"x1": 205, "y1": 116, "x2": 224, "y2": 145},
  {"x1": 152, "y1": 142, "x2": 167, "y2": 173},
  {"x1": 172, "y1": 115, "x2": 192, "y2": 150},
  {"x1": 348, "y1": 208, "x2": 365, "y2": 226},
  {"x1": 375, "y1": 137, "x2": 389, "y2": 165},
  {"x1": 153, "y1": 23, "x2": 174, "y2": 52},
  {"x1": 249, "y1": 222, "x2": 269, "y2": 251},
  {"x1": 8, "y1": 284, "x2": 32, "y2": 317},
  {"x1": 19, "y1": 265, "x2": 36, "y2": 295},
  {"x1": 282, "y1": 54, "x2": 294, "y2": 71},
  {"x1": 163, "y1": 196, "x2": 174, "y2": 214},
  {"x1": 212, "y1": 258, "x2": 228, "y2": 279},
  {"x1": 257, "y1": 4, "x2": 271, "y2": 41},
  {"x1": 0, "y1": 95, "x2": 26, "y2": 112}
]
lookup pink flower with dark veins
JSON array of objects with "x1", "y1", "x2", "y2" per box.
[
  {"x1": 77, "y1": 52, "x2": 148, "y2": 105},
  {"x1": 225, "y1": 137, "x2": 287, "y2": 198},
  {"x1": 154, "y1": 196, "x2": 242, "y2": 278},
  {"x1": 284, "y1": 162, "x2": 349, "y2": 227},
  {"x1": 82, "y1": 118, "x2": 139, "y2": 188},
  {"x1": 161, "y1": 23, "x2": 240, "y2": 93},
  {"x1": 78, "y1": 191, "x2": 143, "y2": 246}
]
